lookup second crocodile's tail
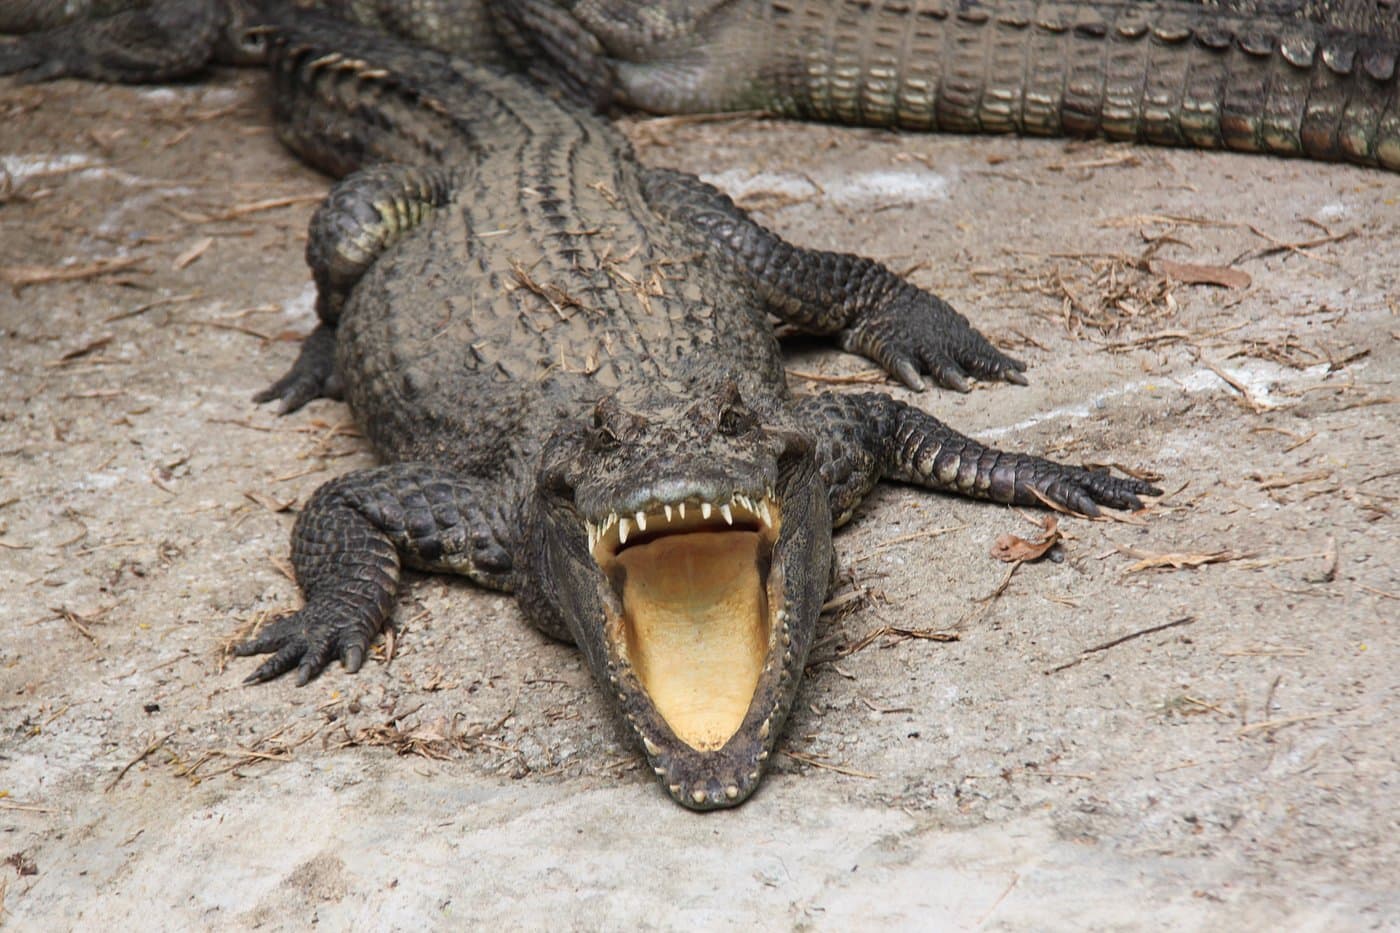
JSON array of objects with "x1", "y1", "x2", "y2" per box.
[{"x1": 761, "y1": 0, "x2": 1400, "y2": 170}]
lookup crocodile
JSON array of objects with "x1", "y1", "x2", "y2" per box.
[
  {"x1": 3, "y1": 0, "x2": 1397, "y2": 169},
  {"x1": 22, "y1": 8, "x2": 1158, "y2": 807}
]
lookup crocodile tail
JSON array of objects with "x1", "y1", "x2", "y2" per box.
[{"x1": 771, "y1": 0, "x2": 1400, "y2": 170}]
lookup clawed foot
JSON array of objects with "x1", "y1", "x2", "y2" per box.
[
  {"x1": 253, "y1": 324, "x2": 342, "y2": 413},
  {"x1": 234, "y1": 604, "x2": 376, "y2": 686},
  {"x1": 1025, "y1": 466, "x2": 1161, "y2": 517},
  {"x1": 840, "y1": 288, "x2": 1027, "y2": 393}
]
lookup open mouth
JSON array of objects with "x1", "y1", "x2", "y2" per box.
[{"x1": 587, "y1": 492, "x2": 782, "y2": 752}]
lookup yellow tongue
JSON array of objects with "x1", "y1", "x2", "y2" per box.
[{"x1": 618, "y1": 530, "x2": 767, "y2": 751}]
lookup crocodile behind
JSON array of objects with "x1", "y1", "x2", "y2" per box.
[{"x1": 4, "y1": 0, "x2": 1398, "y2": 169}]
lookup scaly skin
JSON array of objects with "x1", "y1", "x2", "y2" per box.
[
  {"x1": 163, "y1": 11, "x2": 1153, "y2": 808},
  {"x1": 509, "y1": 0, "x2": 1400, "y2": 169},
  {"x1": 0, "y1": 0, "x2": 510, "y2": 81},
  {"x1": 4, "y1": 1, "x2": 1398, "y2": 168}
]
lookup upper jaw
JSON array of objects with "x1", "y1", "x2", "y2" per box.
[{"x1": 585, "y1": 487, "x2": 776, "y2": 553}]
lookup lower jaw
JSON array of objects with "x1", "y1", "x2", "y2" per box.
[{"x1": 614, "y1": 528, "x2": 775, "y2": 753}]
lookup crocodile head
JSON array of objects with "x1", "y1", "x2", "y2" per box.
[{"x1": 526, "y1": 378, "x2": 832, "y2": 809}]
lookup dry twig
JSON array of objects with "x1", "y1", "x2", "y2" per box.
[{"x1": 1047, "y1": 616, "x2": 1195, "y2": 674}]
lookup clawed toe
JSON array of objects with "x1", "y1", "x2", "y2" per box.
[{"x1": 254, "y1": 324, "x2": 339, "y2": 414}]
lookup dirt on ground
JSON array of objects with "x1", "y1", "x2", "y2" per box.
[{"x1": 0, "y1": 66, "x2": 1396, "y2": 930}]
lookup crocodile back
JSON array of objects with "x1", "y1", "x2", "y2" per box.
[{"x1": 268, "y1": 12, "x2": 788, "y2": 476}]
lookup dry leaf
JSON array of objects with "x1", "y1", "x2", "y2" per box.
[
  {"x1": 991, "y1": 516, "x2": 1061, "y2": 562},
  {"x1": 1118, "y1": 546, "x2": 1244, "y2": 574},
  {"x1": 1150, "y1": 259, "x2": 1251, "y2": 290}
]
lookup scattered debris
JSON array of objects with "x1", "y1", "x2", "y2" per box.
[
  {"x1": 991, "y1": 515, "x2": 1061, "y2": 563},
  {"x1": 1251, "y1": 469, "x2": 1333, "y2": 491},
  {"x1": 3, "y1": 852, "x2": 37, "y2": 877},
  {"x1": 1237, "y1": 710, "x2": 1338, "y2": 738},
  {"x1": 1305, "y1": 536, "x2": 1339, "y2": 584},
  {"x1": 165, "y1": 192, "x2": 322, "y2": 224},
  {"x1": 339, "y1": 710, "x2": 513, "y2": 762},
  {"x1": 785, "y1": 368, "x2": 887, "y2": 385},
  {"x1": 1047, "y1": 616, "x2": 1196, "y2": 674},
  {"x1": 105, "y1": 733, "x2": 174, "y2": 793},
  {"x1": 172, "y1": 724, "x2": 323, "y2": 782},
  {"x1": 781, "y1": 749, "x2": 875, "y2": 780},
  {"x1": 1203, "y1": 361, "x2": 1271, "y2": 413},
  {"x1": 102, "y1": 291, "x2": 200, "y2": 323},
  {"x1": 243, "y1": 490, "x2": 296, "y2": 513},
  {"x1": 510, "y1": 259, "x2": 585, "y2": 318},
  {"x1": 1117, "y1": 546, "x2": 1246, "y2": 574},
  {"x1": 2, "y1": 255, "x2": 146, "y2": 295},
  {"x1": 55, "y1": 608, "x2": 99, "y2": 645},
  {"x1": 850, "y1": 523, "x2": 965, "y2": 566},
  {"x1": 171, "y1": 236, "x2": 213, "y2": 270},
  {"x1": 1149, "y1": 258, "x2": 1251, "y2": 290},
  {"x1": 49, "y1": 335, "x2": 114, "y2": 365},
  {"x1": 1219, "y1": 644, "x2": 1309, "y2": 658}
]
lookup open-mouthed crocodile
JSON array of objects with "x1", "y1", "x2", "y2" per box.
[
  {"x1": 3, "y1": 0, "x2": 1397, "y2": 170},
  {"x1": 23, "y1": 9, "x2": 1154, "y2": 807}
]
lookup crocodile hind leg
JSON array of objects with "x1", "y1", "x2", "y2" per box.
[
  {"x1": 641, "y1": 167, "x2": 1026, "y2": 394},
  {"x1": 235, "y1": 464, "x2": 515, "y2": 685},
  {"x1": 256, "y1": 162, "x2": 454, "y2": 412},
  {"x1": 794, "y1": 392, "x2": 1160, "y2": 526}
]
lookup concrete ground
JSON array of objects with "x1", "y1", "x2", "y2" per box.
[{"x1": 1, "y1": 66, "x2": 1396, "y2": 930}]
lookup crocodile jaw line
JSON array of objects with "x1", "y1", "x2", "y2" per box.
[{"x1": 588, "y1": 493, "x2": 779, "y2": 752}]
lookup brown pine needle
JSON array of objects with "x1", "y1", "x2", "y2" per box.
[{"x1": 782, "y1": 750, "x2": 875, "y2": 779}]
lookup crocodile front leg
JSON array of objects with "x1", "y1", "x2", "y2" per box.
[
  {"x1": 235, "y1": 464, "x2": 515, "y2": 685},
  {"x1": 642, "y1": 167, "x2": 1026, "y2": 392},
  {"x1": 256, "y1": 162, "x2": 455, "y2": 413},
  {"x1": 794, "y1": 391, "x2": 1159, "y2": 524}
]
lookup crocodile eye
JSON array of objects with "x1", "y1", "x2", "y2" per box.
[
  {"x1": 587, "y1": 423, "x2": 619, "y2": 449},
  {"x1": 591, "y1": 398, "x2": 620, "y2": 440},
  {"x1": 718, "y1": 404, "x2": 757, "y2": 436},
  {"x1": 591, "y1": 397, "x2": 644, "y2": 445}
]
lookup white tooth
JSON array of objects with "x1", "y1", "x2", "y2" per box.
[
  {"x1": 720, "y1": 503, "x2": 733, "y2": 525},
  {"x1": 588, "y1": 525, "x2": 597, "y2": 550},
  {"x1": 701, "y1": 502, "x2": 712, "y2": 520},
  {"x1": 635, "y1": 510, "x2": 646, "y2": 532},
  {"x1": 760, "y1": 501, "x2": 773, "y2": 527},
  {"x1": 619, "y1": 517, "x2": 631, "y2": 544},
  {"x1": 664, "y1": 504, "x2": 673, "y2": 523},
  {"x1": 678, "y1": 502, "x2": 686, "y2": 519}
]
